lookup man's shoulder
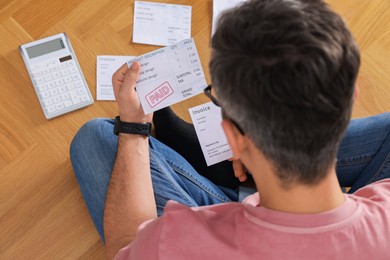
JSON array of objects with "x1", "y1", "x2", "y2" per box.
[
  {"x1": 349, "y1": 179, "x2": 390, "y2": 220},
  {"x1": 352, "y1": 179, "x2": 390, "y2": 207}
]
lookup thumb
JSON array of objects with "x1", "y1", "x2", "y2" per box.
[{"x1": 123, "y1": 61, "x2": 141, "y2": 93}]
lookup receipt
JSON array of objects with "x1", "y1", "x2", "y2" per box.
[
  {"x1": 189, "y1": 102, "x2": 233, "y2": 166},
  {"x1": 127, "y1": 38, "x2": 207, "y2": 114},
  {"x1": 133, "y1": 1, "x2": 192, "y2": 46},
  {"x1": 96, "y1": 55, "x2": 134, "y2": 100}
]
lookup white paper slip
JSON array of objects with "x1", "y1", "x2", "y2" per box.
[
  {"x1": 133, "y1": 1, "x2": 192, "y2": 46},
  {"x1": 127, "y1": 38, "x2": 207, "y2": 114},
  {"x1": 96, "y1": 55, "x2": 134, "y2": 100},
  {"x1": 212, "y1": 0, "x2": 247, "y2": 36},
  {"x1": 189, "y1": 102, "x2": 233, "y2": 166}
]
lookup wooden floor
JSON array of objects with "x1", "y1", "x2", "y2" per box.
[{"x1": 0, "y1": 0, "x2": 389, "y2": 259}]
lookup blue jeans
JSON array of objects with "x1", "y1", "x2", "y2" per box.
[{"x1": 70, "y1": 113, "x2": 390, "y2": 241}]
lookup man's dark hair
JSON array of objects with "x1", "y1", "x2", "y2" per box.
[{"x1": 210, "y1": 0, "x2": 360, "y2": 186}]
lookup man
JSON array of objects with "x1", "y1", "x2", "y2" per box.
[{"x1": 70, "y1": 0, "x2": 390, "y2": 258}]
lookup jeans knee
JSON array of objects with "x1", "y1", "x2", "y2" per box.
[{"x1": 70, "y1": 118, "x2": 114, "y2": 163}]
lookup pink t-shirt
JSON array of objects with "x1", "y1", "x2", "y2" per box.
[{"x1": 114, "y1": 179, "x2": 390, "y2": 259}]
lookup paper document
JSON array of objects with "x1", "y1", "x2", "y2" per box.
[
  {"x1": 133, "y1": 1, "x2": 192, "y2": 46},
  {"x1": 127, "y1": 38, "x2": 207, "y2": 114},
  {"x1": 189, "y1": 102, "x2": 233, "y2": 166},
  {"x1": 212, "y1": 0, "x2": 247, "y2": 36},
  {"x1": 96, "y1": 56, "x2": 134, "y2": 100}
]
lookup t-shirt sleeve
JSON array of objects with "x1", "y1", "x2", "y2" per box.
[{"x1": 113, "y1": 217, "x2": 165, "y2": 260}]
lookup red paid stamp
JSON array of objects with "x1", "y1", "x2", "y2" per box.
[{"x1": 145, "y1": 81, "x2": 174, "y2": 108}]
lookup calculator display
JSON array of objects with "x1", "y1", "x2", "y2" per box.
[{"x1": 26, "y1": 38, "x2": 65, "y2": 59}]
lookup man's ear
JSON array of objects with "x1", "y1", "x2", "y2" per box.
[
  {"x1": 354, "y1": 85, "x2": 359, "y2": 101},
  {"x1": 222, "y1": 119, "x2": 246, "y2": 160}
]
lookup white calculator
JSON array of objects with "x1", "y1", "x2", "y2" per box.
[{"x1": 19, "y1": 32, "x2": 93, "y2": 119}]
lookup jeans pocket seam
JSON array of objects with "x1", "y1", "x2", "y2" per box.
[
  {"x1": 368, "y1": 153, "x2": 390, "y2": 184},
  {"x1": 150, "y1": 154, "x2": 198, "y2": 207},
  {"x1": 167, "y1": 160, "x2": 231, "y2": 203},
  {"x1": 337, "y1": 154, "x2": 374, "y2": 166}
]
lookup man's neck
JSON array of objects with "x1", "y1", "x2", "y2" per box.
[
  {"x1": 245, "y1": 151, "x2": 345, "y2": 214},
  {"x1": 256, "y1": 170, "x2": 345, "y2": 214}
]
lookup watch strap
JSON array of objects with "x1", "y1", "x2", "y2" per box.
[{"x1": 114, "y1": 116, "x2": 151, "y2": 136}]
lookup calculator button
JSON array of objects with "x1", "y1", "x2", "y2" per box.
[
  {"x1": 60, "y1": 63, "x2": 67, "y2": 69},
  {"x1": 61, "y1": 93, "x2": 71, "y2": 100},
  {"x1": 59, "y1": 86, "x2": 68, "y2": 93},
  {"x1": 72, "y1": 97, "x2": 82, "y2": 104},
  {"x1": 34, "y1": 77, "x2": 45, "y2": 85},
  {"x1": 44, "y1": 74, "x2": 54, "y2": 82},
  {"x1": 53, "y1": 95, "x2": 62, "y2": 103},
  {"x1": 70, "y1": 90, "x2": 82, "y2": 104},
  {"x1": 69, "y1": 67, "x2": 78, "y2": 74},
  {"x1": 55, "y1": 103, "x2": 65, "y2": 111},
  {"x1": 80, "y1": 95, "x2": 89, "y2": 102},
  {"x1": 50, "y1": 88, "x2": 60, "y2": 96},
  {"x1": 64, "y1": 100, "x2": 73, "y2": 107},
  {"x1": 67, "y1": 83, "x2": 76, "y2": 90},
  {"x1": 64, "y1": 75, "x2": 73, "y2": 83},
  {"x1": 77, "y1": 88, "x2": 86, "y2": 96},
  {"x1": 69, "y1": 89, "x2": 78, "y2": 95},
  {"x1": 32, "y1": 66, "x2": 41, "y2": 72},
  {"x1": 42, "y1": 98, "x2": 53, "y2": 107},
  {"x1": 72, "y1": 74, "x2": 81, "y2": 81},
  {"x1": 74, "y1": 80, "x2": 84, "y2": 88},
  {"x1": 61, "y1": 69, "x2": 70, "y2": 76},
  {"x1": 67, "y1": 60, "x2": 75, "y2": 67},
  {"x1": 46, "y1": 105, "x2": 57, "y2": 114},
  {"x1": 47, "y1": 82, "x2": 56, "y2": 89},
  {"x1": 40, "y1": 91, "x2": 51, "y2": 99},
  {"x1": 51, "y1": 66, "x2": 59, "y2": 72},
  {"x1": 55, "y1": 78, "x2": 65, "y2": 86},
  {"x1": 53, "y1": 71, "x2": 61, "y2": 79},
  {"x1": 36, "y1": 83, "x2": 47, "y2": 91},
  {"x1": 32, "y1": 71, "x2": 43, "y2": 78}
]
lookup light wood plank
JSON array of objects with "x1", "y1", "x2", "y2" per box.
[{"x1": 0, "y1": 0, "x2": 389, "y2": 259}]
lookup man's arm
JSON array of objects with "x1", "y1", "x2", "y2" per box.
[{"x1": 104, "y1": 62, "x2": 157, "y2": 259}]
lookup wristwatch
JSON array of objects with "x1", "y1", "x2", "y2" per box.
[{"x1": 114, "y1": 116, "x2": 152, "y2": 136}]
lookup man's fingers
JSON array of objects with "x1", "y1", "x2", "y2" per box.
[
  {"x1": 238, "y1": 174, "x2": 247, "y2": 182},
  {"x1": 233, "y1": 160, "x2": 247, "y2": 182},
  {"x1": 112, "y1": 62, "x2": 141, "y2": 102},
  {"x1": 122, "y1": 61, "x2": 141, "y2": 92},
  {"x1": 232, "y1": 160, "x2": 248, "y2": 182},
  {"x1": 112, "y1": 63, "x2": 129, "y2": 85},
  {"x1": 232, "y1": 160, "x2": 244, "y2": 176}
]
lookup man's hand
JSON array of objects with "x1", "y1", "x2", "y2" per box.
[
  {"x1": 112, "y1": 61, "x2": 153, "y2": 123},
  {"x1": 230, "y1": 158, "x2": 248, "y2": 182}
]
